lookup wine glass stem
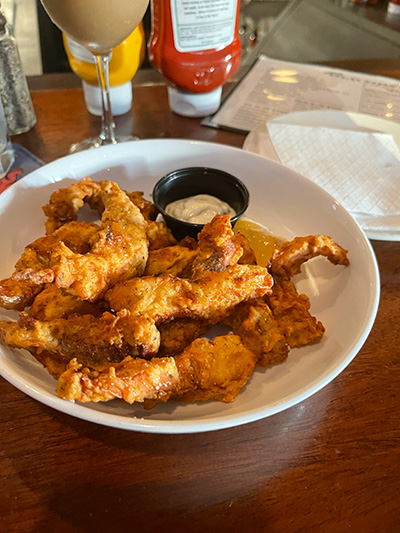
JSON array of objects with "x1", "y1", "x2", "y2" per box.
[{"x1": 94, "y1": 52, "x2": 117, "y2": 145}]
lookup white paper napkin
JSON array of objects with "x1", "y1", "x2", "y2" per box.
[{"x1": 267, "y1": 123, "x2": 400, "y2": 237}]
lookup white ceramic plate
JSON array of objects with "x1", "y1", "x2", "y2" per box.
[
  {"x1": 0, "y1": 139, "x2": 379, "y2": 433},
  {"x1": 242, "y1": 110, "x2": 400, "y2": 241}
]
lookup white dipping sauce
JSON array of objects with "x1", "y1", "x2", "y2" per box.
[{"x1": 166, "y1": 194, "x2": 236, "y2": 224}]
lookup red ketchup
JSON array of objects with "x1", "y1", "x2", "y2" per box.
[{"x1": 148, "y1": 0, "x2": 242, "y2": 117}]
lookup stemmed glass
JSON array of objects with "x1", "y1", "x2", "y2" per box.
[{"x1": 40, "y1": 0, "x2": 149, "y2": 153}]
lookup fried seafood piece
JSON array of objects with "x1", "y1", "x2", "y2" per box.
[
  {"x1": 157, "y1": 317, "x2": 209, "y2": 356},
  {"x1": 106, "y1": 264, "x2": 273, "y2": 325},
  {"x1": 15, "y1": 221, "x2": 99, "y2": 273},
  {"x1": 190, "y1": 214, "x2": 243, "y2": 276},
  {"x1": 144, "y1": 214, "x2": 252, "y2": 278},
  {"x1": 29, "y1": 348, "x2": 74, "y2": 378},
  {"x1": 235, "y1": 232, "x2": 257, "y2": 266},
  {"x1": 0, "y1": 310, "x2": 160, "y2": 374},
  {"x1": 270, "y1": 235, "x2": 349, "y2": 280},
  {"x1": 42, "y1": 177, "x2": 103, "y2": 234},
  {"x1": 50, "y1": 180, "x2": 149, "y2": 301},
  {"x1": 29, "y1": 284, "x2": 105, "y2": 320},
  {"x1": 173, "y1": 335, "x2": 257, "y2": 404},
  {"x1": 56, "y1": 334, "x2": 257, "y2": 405},
  {"x1": 41, "y1": 220, "x2": 100, "y2": 254},
  {"x1": 58, "y1": 355, "x2": 179, "y2": 404},
  {"x1": 225, "y1": 299, "x2": 288, "y2": 366},
  {"x1": 126, "y1": 191, "x2": 159, "y2": 221},
  {"x1": 43, "y1": 175, "x2": 160, "y2": 231},
  {"x1": 174, "y1": 334, "x2": 257, "y2": 404},
  {"x1": 0, "y1": 221, "x2": 100, "y2": 311},
  {"x1": 144, "y1": 243, "x2": 197, "y2": 277},
  {"x1": 146, "y1": 221, "x2": 177, "y2": 250},
  {"x1": 0, "y1": 273, "x2": 53, "y2": 312},
  {"x1": 267, "y1": 279, "x2": 325, "y2": 348}
]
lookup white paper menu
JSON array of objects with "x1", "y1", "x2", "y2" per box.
[{"x1": 208, "y1": 55, "x2": 400, "y2": 133}]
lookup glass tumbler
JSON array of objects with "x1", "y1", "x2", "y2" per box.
[{"x1": 0, "y1": 97, "x2": 14, "y2": 178}]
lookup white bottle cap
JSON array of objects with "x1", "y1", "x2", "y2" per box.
[
  {"x1": 82, "y1": 81, "x2": 133, "y2": 116},
  {"x1": 167, "y1": 86, "x2": 222, "y2": 117},
  {"x1": 388, "y1": 1, "x2": 400, "y2": 14}
]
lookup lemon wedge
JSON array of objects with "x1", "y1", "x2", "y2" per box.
[{"x1": 234, "y1": 218, "x2": 278, "y2": 267}]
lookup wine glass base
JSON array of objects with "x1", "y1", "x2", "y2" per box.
[{"x1": 69, "y1": 134, "x2": 139, "y2": 154}]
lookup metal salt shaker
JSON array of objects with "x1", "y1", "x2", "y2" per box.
[{"x1": 0, "y1": 9, "x2": 36, "y2": 135}]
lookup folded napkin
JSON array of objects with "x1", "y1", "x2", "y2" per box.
[{"x1": 267, "y1": 123, "x2": 400, "y2": 238}]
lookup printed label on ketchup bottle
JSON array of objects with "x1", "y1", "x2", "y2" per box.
[{"x1": 170, "y1": 0, "x2": 237, "y2": 52}]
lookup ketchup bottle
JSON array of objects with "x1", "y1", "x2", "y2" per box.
[{"x1": 148, "y1": 0, "x2": 242, "y2": 117}]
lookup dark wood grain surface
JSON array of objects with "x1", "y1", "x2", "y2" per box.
[{"x1": 2, "y1": 61, "x2": 400, "y2": 532}]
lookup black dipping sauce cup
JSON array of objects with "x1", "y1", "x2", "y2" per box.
[{"x1": 152, "y1": 167, "x2": 250, "y2": 240}]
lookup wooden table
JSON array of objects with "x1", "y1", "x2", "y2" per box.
[{"x1": 2, "y1": 62, "x2": 400, "y2": 532}]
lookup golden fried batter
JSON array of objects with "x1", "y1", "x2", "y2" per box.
[
  {"x1": 106, "y1": 265, "x2": 273, "y2": 325},
  {"x1": 226, "y1": 299, "x2": 289, "y2": 366},
  {"x1": 0, "y1": 310, "x2": 160, "y2": 373},
  {"x1": 158, "y1": 317, "x2": 209, "y2": 356},
  {"x1": 43, "y1": 176, "x2": 160, "y2": 234},
  {"x1": 50, "y1": 180, "x2": 149, "y2": 301},
  {"x1": 0, "y1": 274, "x2": 52, "y2": 311},
  {"x1": 146, "y1": 221, "x2": 177, "y2": 250},
  {"x1": 144, "y1": 214, "x2": 246, "y2": 278},
  {"x1": 29, "y1": 285, "x2": 104, "y2": 320},
  {"x1": 235, "y1": 232, "x2": 257, "y2": 266},
  {"x1": 57, "y1": 355, "x2": 180, "y2": 404},
  {"x1": 0, "y1": 221, "x2": 100, "y2": 310},
  {"x1": 56, "y1": 334, "x2": 257, "y2": 404},
  {"x1": 267, "y1": 279, "x2": 325, "y2": 348},
  {"x1": 43, "y1": 177, "x2": 103, "y2": 234},
  {"x1": 144, "y1": 244, "x2": 197, "y2": 277},
  {"x1": 174, "y1": 334, "x2": 257, "y2": 403},
  {"x1": 191, "y1": 214, "x2": 244, "y2": 277},
  {"x1": 126, "y1": 191, "x2": 159, "y2": 221},
  {"x1": 270, "y1": 235, "x2": 349, "y2": 280}
]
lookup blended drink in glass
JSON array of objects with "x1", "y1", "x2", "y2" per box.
[{"x1": 40, "y1": 0, "x2": 149, "y2": 54}]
